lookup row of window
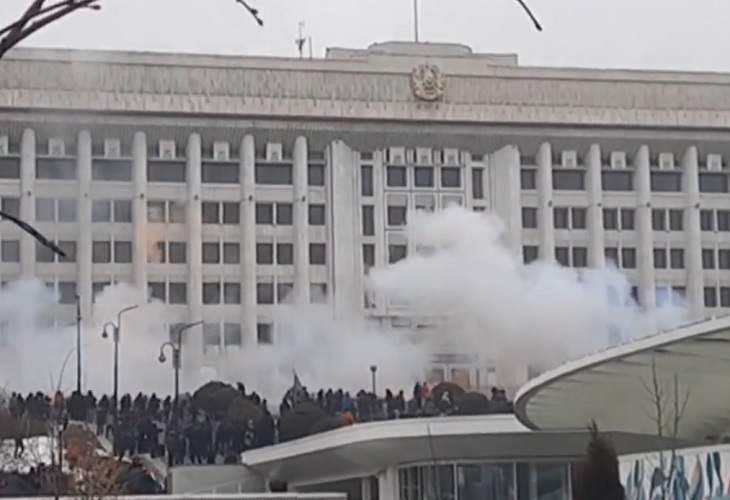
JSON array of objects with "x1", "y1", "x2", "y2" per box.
[
  {"x1": 0, "y1": 197, "x2": 329, "y2": 227},
  {"x1": 37, "y1": 278, "x2": 328, "y2": 315},
  {"x1": 520, "y1": 169, "x2": 730, "y2": 193},
  {"x1": 0, "y1": 157, "x2": 327, "y2": 186},
  {"x1": 520, "y1": 245, "x2": 730, "y2": 271},
  {"x1": 521, "y1": 245, "x2": 688, "y2": 270},
  {"x1": 361, "y1": 165, "x2": 485, "y2": 200},
  {"x1": 0, "y1": 239, "x2": 329, "y2": 266},
  {"x1": 522, "y1": 206, "x2": 730, "y2": 232},
  {"x1": 704, "y1": 286, "x2": 730, "y2": 308},
  {"x1": 255, "y1": 282, "x2": 327, "y2": 304}
]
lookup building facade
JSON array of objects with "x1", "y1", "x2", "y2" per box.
[{"x1": 1, "y1": 42, "x2": 730, "y2": 388}]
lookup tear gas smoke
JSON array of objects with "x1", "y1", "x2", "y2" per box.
[
  {"x1": 0, "y1": 206, "x2": 687, "y2": 399},
  {"x1": 367, "y1": 206, "x2": 687, "y2": 370}
]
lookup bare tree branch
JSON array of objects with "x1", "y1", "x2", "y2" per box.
[
  {"x1": 0, "y1": 0, "x2": 264, "y2": 62},
  {"x1": 0, "y1": 0, "x2": 101, "y2": 60},
  {"x1": 234, "y1": 0, "x2": 264, "y2": 27},
  {"x1": 513, "y1": 0, "x2": 543, "y2": 31}
]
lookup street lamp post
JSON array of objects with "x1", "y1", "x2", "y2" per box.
[
  {"x1": 75, "y1": 294, "x2": 82, "y2": 394},
  {"x1": 370, "y1": 365, "x2": 378, "y2": 395},
  {"x1": 159, "y1": 320, "x2": 203, "y2": 431},
  {"x1": 101, "y1": 304, "x2": 139, "y2": 418}
]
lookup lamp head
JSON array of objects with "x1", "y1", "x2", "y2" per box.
[
  {"x1": 370, "y1": 365, "x2": 377, "y2": 373},
  {"x1": 158, "y1": 354, "x2": 166, "y2": 364},
  {"x1": 101, "y1": 330, "x2": 108, "y2": 339}
]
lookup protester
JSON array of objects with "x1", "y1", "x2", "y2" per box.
[{"x1": 3, "y1": 378, "x2": 514, "y2": 470}]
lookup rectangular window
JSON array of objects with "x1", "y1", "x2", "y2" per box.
[
  {"x1": 275, "y1": 203, "x2": 293, "y2": 225},
  {"x1": 255, "y1": 164, "x2": 292, "y2": 185},
  {"x1": 387, "y1": 206, "x2": 407, "y2": 227},
  {"x1": 440, "y1": 167, "x2": 461, "y2": 188},
  {"x1": 388, "y1": 244, "x2": 407, "y2": 264},
  {"x1": 553, "y1": 207, "x2": 569, "y2": 229},
  {"x1": 520, "y1": 169, "x2": 536, "y2": 190},
  {"x1": 362, "y1": 206, "x2": 375, "y2": 236},
  {"x1": 620, "y1": 209, "x2": 635, "y2": 230},
  {"x1": 361, "y1": 166, "x2": 374, "y2": 196},
  {"x1": 276, "y1": 243, "x2": 293, "y2": 265},
  {"x1": 571, "y1": 208, "x2": 587, "y2": 229},
  {"x1": 471, "y1": 168, "x2": 484, "y2": 199},
  {"x1": 702, "y1": 248, "x2": 715, "y2": 269},
  {"x1": 202, "y1": 162, "x2": 239, "y2": 184},
  {"x1": 653, "y1": 248, "x2": 667, "y2": 269},
  {"x1": 652, "y1": 209, "x2": 666, "y2": 231},
  {"x1": 668, "y1": 209, "x2": 683, "y2": 231},
  {"x1": 414, "y1": 167, "x2": 434, "y2": 188},
  {"x1": 621, "y1": 248, "x2": 637, "y2": 269},
  {"x1": 308, "y1": 165, "x2": 325, "y2": 186},
  {"x1": 603, "y1": 208, "x2": 618, "y2": 230},
  {"x1": 386, "y1": 166, "x2": 407, "y2": 187},
  {"x1": 523, "y1": 245, "x2": 538, "y2": 264},
  {"x1": 256, "y1": 243, "x2": 273, "y2": 265},
  {"x1": 308, "y1": 204, "x2": 326, "y2": 225},
  {"x1": 309, "y1": 243, "x2": 326, "y2": 265},
  {"x1": 522, "y1": 207, "x2": 538, "y2": 229},
  {"x1": 257, "y1": 323, "x2": 273, "y2": 344},
  {"x1": 256, "y1": 203, "x2": 273, "y2": 225}
]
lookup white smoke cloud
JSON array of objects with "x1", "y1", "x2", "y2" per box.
[
  {"x1": 0, "y1": 206, "x2": 688, "y2": 401},
  {"x1": 367, "y1": 206, "x2": 688, "y2": 372}
]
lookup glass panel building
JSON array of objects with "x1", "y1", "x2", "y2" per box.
[{"x1": 399, "y1": 462, "x2": 572, "y2": 500}]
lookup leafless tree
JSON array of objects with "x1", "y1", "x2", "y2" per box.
[
  {"x1": 641, "y1": 357, "x2": 690, "y2": 500},
  {"x1": 0, "y1": 0, "x2": 263, "y2": 61}
]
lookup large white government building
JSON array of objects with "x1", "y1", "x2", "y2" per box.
[{"x1": 0, "y1": 41, "x2": 729, "y2": 389}]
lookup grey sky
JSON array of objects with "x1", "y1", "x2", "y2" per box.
[{"x1": 1, "y1": 0, "x2": 726, "y2": 72}]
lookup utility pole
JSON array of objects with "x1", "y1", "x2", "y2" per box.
[
  {"x1": 295, "y1": 21, "x2": 306, "y2": 59},
  {"x1": 413, "y1": 0, "x2": 420, "y2": 42}
]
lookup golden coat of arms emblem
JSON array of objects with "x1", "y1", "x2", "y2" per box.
[{"x1": 410, "y1": 63, "x2": 446, "y2": 101}]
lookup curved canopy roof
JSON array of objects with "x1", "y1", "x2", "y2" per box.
[
  {"x1": 515, "y1": 315, "x2": 730, "y2": 444},
  {"x1": 242, "y1": 415, "x2": 685, "y2": 486}
]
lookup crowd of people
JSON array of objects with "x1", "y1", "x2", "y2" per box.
[{"x1": 2, "y1": 380, "x2": 514, "y2": 471}]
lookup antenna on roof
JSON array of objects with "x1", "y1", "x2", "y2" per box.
[
  {"x1": 413, "y1": 0, "x2": 420, "y2": 42},
  {"x1": 296, "y1": 21, "x2": 306, "y2": 59}
]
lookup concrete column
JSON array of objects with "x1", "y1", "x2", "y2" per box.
[
  {"x1": 682, "y1": 146, "x2": 703, "y2": 319},
  {"x1": 361, "y1": 477, "x2": 373, "y2": 500},
  {"x1": 330, "y1": 141, "x2": 360, "y2": 319},
  {"x1": 377, "y1": 468, "x2": 398, "y2": 500},
  {"x1": 371, "y1": 149, "x2": 387, "y2": 314},
  {"x1": 240, "y1": 135, "x2": 257, "y2": 346},
  {"x1": 186, "y1": 133, "x2": 203, "y2": 355},
  {"x1": 76, "y1": 130, "x2": 93, "y2": 326},
  {"x1": 293, "y1": 136, "x2": 310, "y2": 304},
  {"x1": 586, "y1": 144, "x2": 605, "y2": 269},
  {"x1": 132, "y1": 132, "x2": 148, "y2": 301},
  {"x1": 634, "y1": 145, "x2": 655, "y2": 309},
  {"x1": 490, "y1": 145, "x2": 522, "y2": 254},
  {"x1": 537, "y1": 142, "x2": 555, "y2": 262},
  {"x1": 19, "y1": 128, "x2": 36, "y2": 279}
]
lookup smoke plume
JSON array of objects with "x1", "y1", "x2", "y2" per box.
[{"x1": 0, "y1": 206, "x2": 687, "y2": 400}]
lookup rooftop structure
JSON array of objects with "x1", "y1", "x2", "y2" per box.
[{"x1": 514, "y1": 315, "x2": 730, "y2": 442}]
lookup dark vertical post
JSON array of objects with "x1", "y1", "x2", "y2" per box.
[
  {"x1": 75, "y1": 294, "x2": 82, "y2": 393},
  {"x1": 113, "y1": 326, "x2": 119, "y2": 419}
]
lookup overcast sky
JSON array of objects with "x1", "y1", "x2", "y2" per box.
[{"x1": 1, "y1": 0, "x2": 727, "y2": 72}]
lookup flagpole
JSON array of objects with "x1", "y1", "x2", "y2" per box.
[{"x1": 413, "y1": 0, "x2": 419, "y2": 42}]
